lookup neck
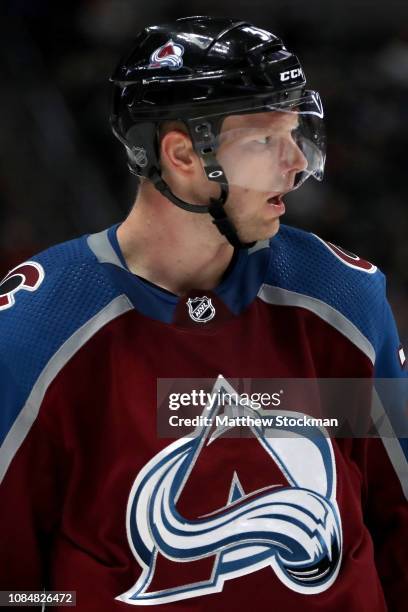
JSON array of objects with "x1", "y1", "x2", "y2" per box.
[{"x1": 116, "y1": 181, "x2": 235, "y2": 295}]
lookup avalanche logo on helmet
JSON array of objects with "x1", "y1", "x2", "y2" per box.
[
  {"x1": 118, "y1": 377, "x2": 342, "y2": 606},
  {"x1": 148, "y1": 39, "x2": 184, "y2": 70}
]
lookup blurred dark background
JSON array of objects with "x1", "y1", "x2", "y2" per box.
[{"x1": 1, "y1": 0, "x2": 407, "y2": 340}]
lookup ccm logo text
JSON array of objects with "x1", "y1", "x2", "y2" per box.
[{"x1": 280, "y1": 68, "x2": 303, "y2": 81}]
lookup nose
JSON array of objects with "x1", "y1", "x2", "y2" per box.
[{"x1": 280, "y1": 138, "x2": 308, "y2": 174}]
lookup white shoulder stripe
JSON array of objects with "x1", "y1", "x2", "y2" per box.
[
  {"x1": 87, "y1": 229, "x2": 126, "y2": 269},
  {"x1": 0, "y1": 295, "x2": 133, "y2": 484},
  {"x1": 371, "y1": 390, "x2": 408, "y2": 500},
  {"x1": 248, "y1": 239, "x2": 270, "y2": 255},
  {"x1": 258, "y1": 284, "x2": 375, "y2": 365}
]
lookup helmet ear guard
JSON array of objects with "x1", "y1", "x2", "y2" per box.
[
  {"x1": 123, "y1": 123, "x2": 159, "y2": 177},
  {"x1": 120, "y1": 117, "x2": 251, "y2": 249},
  {"x1": 187, "y1": 117, "x2": 228, "y2": 185},
  {"x1": 113, "y1": 110, "x2": 228, "y2": 185}
]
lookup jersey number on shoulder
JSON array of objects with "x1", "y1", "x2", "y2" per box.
[{"x1": 0, "y1": 262, "x2": 45, "y2": 311}]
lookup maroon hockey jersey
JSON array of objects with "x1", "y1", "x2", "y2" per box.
[{"x1": 0, "y1": 224, "x2": 407, "y2": 610}]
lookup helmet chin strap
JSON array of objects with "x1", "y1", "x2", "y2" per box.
[{"x1": 149, "y1": 169, "x2": 256, "y2": 250}]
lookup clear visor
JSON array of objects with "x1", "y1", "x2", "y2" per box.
[{"x1": 197, "y1": 91, "x2": 325, "y2": 195}]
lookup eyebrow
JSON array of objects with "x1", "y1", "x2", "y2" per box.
[
  {"x1": 220, "y1": 114, "x2": 301, "y2": 142},
  {"x1": 229, "y1": 121, "x2": 300, "y2": 136},
  {"x1": 239, "y1": 113, "x2": 300, "y2": 130}
]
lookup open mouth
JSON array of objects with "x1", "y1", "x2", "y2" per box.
[
  {"x1": 267, "y1": 194, "x2": 283, "y2": 205},
  {"x1": 266, "y1": 194, "x2": 286, "y2": 216}
]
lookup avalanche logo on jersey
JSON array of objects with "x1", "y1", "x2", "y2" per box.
[
  {"x1": 0, "y1": 261, "x2": 44, "y2": 311},
  {"x1": 118, "y1": 377, "x2": 343, "y2": 605},
  {"x1": 313, "y1": 234, "x2": 377, "y2": 273},
  {"x1": 148, "y1": 39, "x2": 184, "y2": 70}
]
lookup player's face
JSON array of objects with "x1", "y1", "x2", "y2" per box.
[{"x1": 215, "y1": 110, "x2": 308, "y2": 242}]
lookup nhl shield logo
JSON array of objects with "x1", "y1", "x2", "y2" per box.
[{"x1": 187, "y1": 296, "x2": 215, "y2": 323}]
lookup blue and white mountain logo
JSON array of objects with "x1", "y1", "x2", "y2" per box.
[
  {"x1": 187, "y1": 296, "x2": 216, "y2": 323},
  {"x1": 118, "y1": 377, "x2": 342, "y2": 605},
  {"x1": 0, "y1": 261, "x2": 44, "y2": 311},
  {"x1": 148, "y1": 39, "x2": 184, "y2": 71}
]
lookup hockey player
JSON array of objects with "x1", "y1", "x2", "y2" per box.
[{"x1": 0, "y1": 17, "x2": 406, "y2": 611}]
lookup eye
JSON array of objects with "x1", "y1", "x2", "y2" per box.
[{"x1": 254, "y1": 136, "x2": 270, "y2": 145}]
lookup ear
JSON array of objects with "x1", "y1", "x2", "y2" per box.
[{"x1": 160, "y1": 130, "x2": 197, "y2": 175}]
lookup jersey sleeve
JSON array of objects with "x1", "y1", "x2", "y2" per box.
[
  {"x1": 0, "y1": 356, "x2": 63, "y2": 595},
  {"x1": 364, "y1": 287, "x2": 408, "y2": 610},
  {"x1": 0, "y1": 240, "x2": 119, "y2": 598}
]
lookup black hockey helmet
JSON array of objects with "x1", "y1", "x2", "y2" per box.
[{"x1": 110, "y1": 16, "x2": 325, "y2": 248}]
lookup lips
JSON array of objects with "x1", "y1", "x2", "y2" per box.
[{"x1": 266, "y1": 194, "x2": 286, "y2": 215}]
